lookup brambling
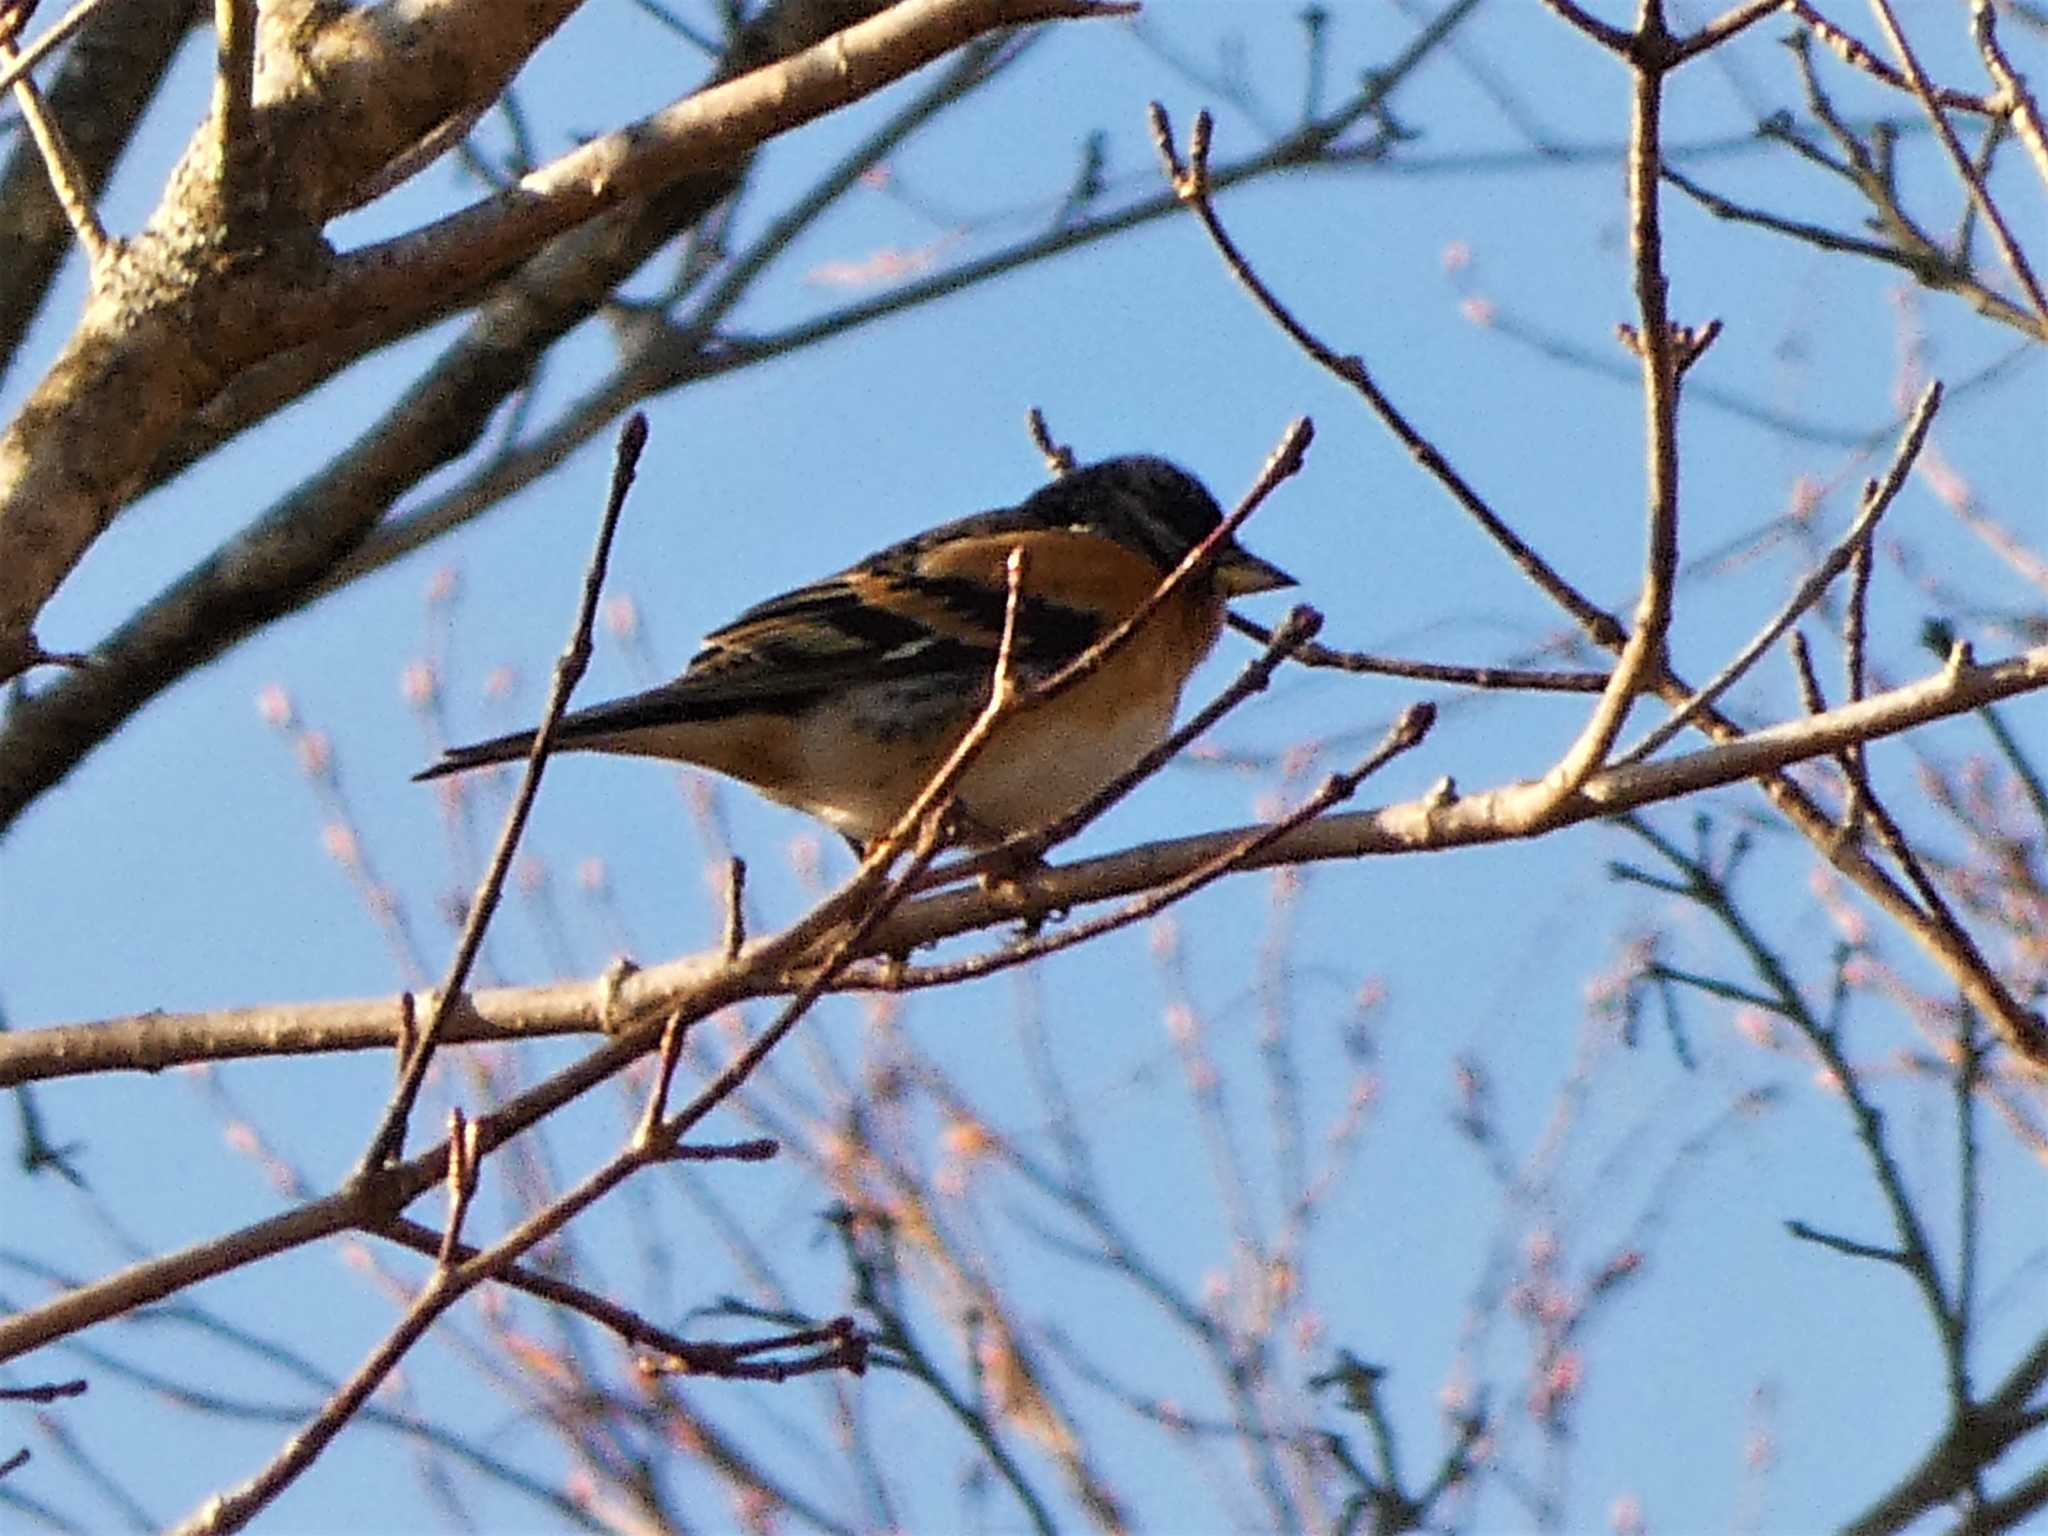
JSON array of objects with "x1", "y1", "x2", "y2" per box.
[{"x1": 415, "y1": 456, "x2": 1295, "y2": 847}]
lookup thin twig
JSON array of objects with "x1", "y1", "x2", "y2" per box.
[
  {"x1": 0, "y1": 1378, "x2": 87, "y2": 1403},
  {"x1": 212, "y1": 0, "x2": 258, "y2": 234},
  {"x1": 1787, "y1": 628, "x2": 1936, "y2": 914},
  {"x1": 1972, "y1": 1, "x2": 2048, "y2": 189},
  {"x1": 1539, "y1": 0, "x2": 1633, "y2": 54},
  {"x1": 856, "y1": 704, "x2": 1436, "y2": 988},
  {"x1": 1956, "y1": 1015, "x2": 1982, "y2": 1363},
  {"x1": 1786, "y1": 629, "x2": 1828, "y2": 719},
  {"x1": 1843, "y1": 1331, "x2": 2048, "y2": 1533},
  {"x1": 435, "y1": 1108, "x2": 479, "y2": 1269},
  {"x1": 1026, "y1": 406, "x2": 1076, "y2": 477},
  {"x1": 721, "y1": 857, "x2": 747, "y2": 961},
  {"x1": 1784, "y1": 1219, "x2": 1907, "y2": 1265},
  {"x1": 1664, "y1": 161, "x2": 1946, "y2": 273},
  {"x1": 1746, "y1": 69, "x2": 2042, "y2": 340},
  {"x1": 356, "y1": 413, "x2": 649, "y2": 1175},
  {"x1": 1781, "y1": 0, "x2": 1998, "y2": 114},
  {"x1": 648, "y1": 790, "x2": 958, "y2": 1158},
  {"x1": 1971, "y1": 696, "x2": 2048, "y2": 837},
  {"x1": 1868, "y1": 0, "x2": 2048, "y2": 325},
  {"x1": 172, "y1": 1259, "x2": 467, "y2": 1531},
  {"x1": 0, "y1": 0, "x2": 115, "y2": 98},
  {"x1": 1839, "y1": 526, "x2": 1874, "y2": 831},
  {"x1": 634, "y1": 1012, "x2": 689, "y2": 1146},
  {"x1": 1558, "y1": 3, "x2": 1685, "y2": 799},
  {"x1": 1149, "y1": 102, "x2": 1626, "y2": 653},
  {"x1": 1673, "y1": 0, "x2": 1787, "y2": 62},
  {"x1": 929, "y1": 603, "x2": 1328, "y2": 889},
  {"x1": 0, "y1": 30, "x2": 109, "y2": 266},
  {"x1": 1227, "y1": 611, "x2": 1609, "y2": 692},
  {"x1": 1849, "y1": 751, "x2": 1968, "y2": 937},
  {"x1": 1616, "y1": 380, "x2": 1942, "y2": 765},
  {"x1": 634, "y1": 1317, "x2": 865, "y2": 1380},
  {"x1": 675, "y1": 32, "x2": 1028, "y2": 342},
  {"x1": 1621, "y1": 816, "x2": 1965, "y2": 1401},
  {"x1": 1033, "y1": 417, "x2": 1313, "y2": 704}
]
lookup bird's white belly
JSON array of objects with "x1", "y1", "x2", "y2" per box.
[
  {"x1": 785, "y1": 682, "x2": 1180, "y2": 846},
  {"x1": 954, "y1": 690, "x2": 1176, "y2": 833}
]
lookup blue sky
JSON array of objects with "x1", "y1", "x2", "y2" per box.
[{"x1": 3, "y1": 2, "x2": 2044, "y2": 1530}]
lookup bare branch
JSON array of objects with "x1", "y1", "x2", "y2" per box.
[
  {"x1": 1867, "y1": 0, "x2": 2048, "y2": 326},
  {"x1": 721, "y1": 857, "x2": 748, "y2": 962},
  {"x1": 1538, "y1": 0, "x2": 1633, "y2": 55},
  {"x1": 1616, "y1": 380, "x2": 1941, "y2": 765},
  {"x1": 1781, "y1": 1, "x2": 1998, "y2": 115},
  {"x1": 1973, "y1": 0, "x2": 2048, "y2": 188},
  {"x1": 434, "y1": 1108, "x2": 480, "y2": 1269},
  {"x1": 210, "y1": 0, "x2": 256, "y2": 235},
  {"x1": 1223, "y1": 612, "x2": 1609, "y2": 692},
  {"x1": 859, "y1": 704, "x2": 1438, "y2": 989},
  {"x1": 1147, "y1": 102, "x2": 1627, "y2": 655},
  {"x1": 0, "y1": 25, "x2": 109, "y2": 267},
  {"x1": 1549, "y1": 4, "x2": 1687, "y2": 799},
  {"x1": 1673, "y1": 0, "x2": 1787, "y2": 62},
  {"x1": 0, "y1": 0, "x2": 118, "y2": 98},
  {"x1": 0, "y1": 1378, "x2": 87, "y2": 1403},
  {"x1": 1785, "y1": 1218, "x2": 1906, "y2": 1265},
  {"x1": 0, "y1": 0, "x2": 189, "y2": 368},
  {"x1": 8, "y1": 641, "x2": 2043, "y2": 1093},
  {"x1": 0, "y1": 0, "x2": 1131, "y2": 684},
  {"x1": 1842, "y1": 1329, "x2": 2048, "y2": 1534},
  {"x1": 1027, "y1": 404, "x2": 1078, "y2": 476},
  {"x1": 357, "y1": 413, "x2": 648, "y2": 1175}
]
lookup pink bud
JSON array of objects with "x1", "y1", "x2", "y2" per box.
[
  {"x1": 603, "y1": 594, "x2": 640, "y2": 639},
  {"x1": 297, "y1": 730, "x2": 332, "y2": 779},
  {"x1": 320, "y1": 822, "x2": 359, "y2": 867},
  {"x1": 256, "y1": 684, "x2": 294, "y2": 728},
  {"x1": 400, "y1": 659, "x2": 438, "y2": 708}
]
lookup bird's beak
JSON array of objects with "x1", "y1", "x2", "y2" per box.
[{"x1": 1214, "y1": 544, "x2": 1297, "y2": 596}]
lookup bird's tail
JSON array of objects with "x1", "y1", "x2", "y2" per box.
[{"x1": 412, "y1": 730, "x2": 542, "y2": 782}]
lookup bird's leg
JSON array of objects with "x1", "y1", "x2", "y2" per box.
[{"x1": 943, "y1": 804, "x2": 1057, "y2": 934}]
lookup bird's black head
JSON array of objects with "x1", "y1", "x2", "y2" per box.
[{"x1": 1021, "y1": 455, "x2": 1296, "y2": 595}]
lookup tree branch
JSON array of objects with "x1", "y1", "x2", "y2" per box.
[
  {"x1": 0, "y1": 0, "x2": 1130, "y2": 682},
  {"x1": 7, "y1": 642, "x2": 2041, "y2": 1090}
]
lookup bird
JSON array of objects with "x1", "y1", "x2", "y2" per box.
[{"x1": 415, "y1": 455, "x2": 1295, "y2": 849}]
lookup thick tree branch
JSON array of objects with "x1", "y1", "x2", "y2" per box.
[
  {"x1": 0, "y1": 0, "x2": 1129, "y2": 683},
  {"x1": 1152, "y1": 45, "x2": 2048, "y2": 1074},
  {"x1": 0, "y1": 14, "x2": 1517, "y2": 829},
  {"x1": 0, "y1": 7, "x2": 1036, "y2": 829},
  {"x1": 0, "y1": 0, "x2": 191, "y2": 377},
  {"x1": 7, "y1": 642, "x2": 2041, "y2": 1089}
]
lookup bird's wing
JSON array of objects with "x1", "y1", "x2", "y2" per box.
[{"x1": 656, "y1": 513, "x2": 1108, "y2": 713}]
